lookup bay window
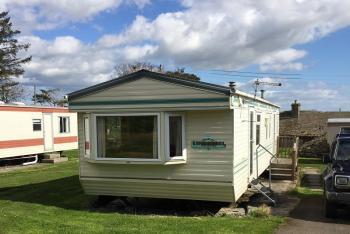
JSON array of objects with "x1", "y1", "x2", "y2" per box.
[{"x1": 96, "y1": 114, "x2": 159, "y2": 159}]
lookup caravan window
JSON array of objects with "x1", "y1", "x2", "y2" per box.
[
  {"x1": 84, "y1": 116, "x2": 90, "y2": 156},
  {"x1": 256, "y1": 114, "x2": 261, "y2": 145},
  {"x1": 96, "y1": 114, "x2": 159, "y2": 159},
  {"x1": 32, "y1": 119, "x2": 42, "y2": 131},
  {"x1": 59, "y1": 117, "x2": 70, "y2": 133},
  {"x1": 166, "y1": 114, "x2": 185, "y2": 159}
]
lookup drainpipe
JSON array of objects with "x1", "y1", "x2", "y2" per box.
[{"x1": 22, "y1": 155, "x2": 38, "y2": 166}]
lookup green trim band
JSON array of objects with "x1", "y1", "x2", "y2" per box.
[{"x1": 70, "y1": 97, "x2": 229, "y2": 106}]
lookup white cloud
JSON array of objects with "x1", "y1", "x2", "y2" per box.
[
  {"x1": 18, "y1": 36, "x2": 117, "y2": 89},
  {"x1": 0, "y1": 0, "x2": 150, "y2": 32},
  {"x1": 97, "y1": 0, "x2": 350, "y2": 70},
  {"x1": 259, "y1": 49, "x2": 307, "y2": 71},
  {"x1": 6, "y1": 0, "x2": 350, "y2": 111}
]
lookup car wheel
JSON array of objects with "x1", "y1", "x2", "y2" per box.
[{"x1": 325, "y1": 199, "x2": 338, "y2": 218}]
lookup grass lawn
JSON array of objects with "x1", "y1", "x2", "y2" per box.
[
  {"x1": 291, "y1": 157, "x2": 325, "y2": 198},
  {"x1": 0, "y1": 150, "x2": 283, "y2": 234},
  {"x1": 298, "y1": 157, "x2": 325, "y2": 172}
]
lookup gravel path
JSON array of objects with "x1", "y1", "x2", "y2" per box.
[
  {"x1": 277, "y1": 169, "x2": 350, "y2": 234},
  {"x1": 277, "y1": 197, "x2": 350, "y2": 234}
]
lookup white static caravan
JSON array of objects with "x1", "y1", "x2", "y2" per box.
[
  {"x1": 68, "y1": 70, "x2": 279, "y2": 202},
  {"x1": 0, "y1": 104, "x2": 78, "y2": 159},
  {"x1": 327, "y1": 118, "x2": 350, "y2": 144}
]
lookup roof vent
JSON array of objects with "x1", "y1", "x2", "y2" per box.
[{"x1": 229, "y1": 81, "x2": 236, "y2": 93}]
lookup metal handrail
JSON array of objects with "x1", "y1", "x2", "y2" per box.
[{"x1": 256, "y1": 144, "x2": 278, "y2": 189}]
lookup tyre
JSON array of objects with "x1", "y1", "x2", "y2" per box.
[{"x1": 325, "y1": 199, "x2": 338, "y2": 218}]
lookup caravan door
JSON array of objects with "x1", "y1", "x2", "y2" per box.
[
  {"x1": 43, "y1": 113, "x2": 54, "y2": 151},
  {"x1": 248, "y1": 109, "x2": 254, "y2": 177}
]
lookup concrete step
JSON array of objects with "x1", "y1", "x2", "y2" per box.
[
  {"x1": 41, "y1": 157, "x2": 68, "y2": 164},
  {"x1": 271, "y1": 173, "x2": 293, "y2": 180},
  {"x1": 43, "y1": 153, "x2": 61, "y2": 159},
  {"x1": 271, "y1": 168, "x2": 293, "y2": 175},
  {"x1": 271, "y1": 163, "x2": 292, "y2": 169}
]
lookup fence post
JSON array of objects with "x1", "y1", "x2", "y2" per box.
[
  {"x1": 276, "y1": 136, "x2": 280, "y2": 158},
  {"x1": 291, "y1": 137, "x2": 299, "y2": 181}
]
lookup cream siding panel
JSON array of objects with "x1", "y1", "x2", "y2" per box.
[
  {"x1": 80, "y1": 110, "x2": 233, "y2": 182},
  {"x1": 0, "y1": 110, "x2": 78, "y2": 158},
  {"x1": 233, "y1": 107, "x2": 250, "y2": 200},
  {"x1": 79, "y1": 110, "x2": 234, "y2": 201},
  {"x1": 81, "y1": 178, "x2": 234, "y2": 202},
  {"x1": 0, "y1": 111, "x2": 43, "y2": 141},
  {"x1": 74, "y1": 77, "x2": 227, "y2": 102},
  {"x1": 232, "y1": 105, "x2": 279, "y2": 201}
]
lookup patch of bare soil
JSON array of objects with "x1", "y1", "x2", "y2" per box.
[{"x1": 90, "y1": 196, "x2": 233, "y2": 217}]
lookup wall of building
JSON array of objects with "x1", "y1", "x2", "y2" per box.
[
  {"x1": 0, "y1": 108, "x2": 78, "y2": 158},
  {"x1": 70, "y1": 77, "x2": 229, "y2": 111},
  {"x1": 79, "y1": 109, "x2": 235, "y2": 202},
  {"x1": 231, "y1": 95, "x2": 279, "y2": 200}
]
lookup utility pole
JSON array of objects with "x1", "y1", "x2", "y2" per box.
[{"x1": 33, "y1": 84, "x2": 37, "y2": 105}]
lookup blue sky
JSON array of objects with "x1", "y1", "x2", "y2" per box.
[{"x1": 2, "y1": 0, "x2": 350, "y2": 110}]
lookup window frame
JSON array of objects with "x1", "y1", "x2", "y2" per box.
[
  {"x1": 92, "y1": 113, "x2": 161, "y2": 162},
  {"x1": 83, "y1": 115, "x2": 90, "y2": 157},
  {"x1": 256, "y1": 114, "x2": 261, "y2": 146},
  {"x1": 165, "y1": 113, "x2": 186, "y2": 161},
  {"x1": 59, "y1": 116, "x2": 70, "y2": 133},
  {"x1": 32, "y1": 119, "x2": 42, "y2": 132}
]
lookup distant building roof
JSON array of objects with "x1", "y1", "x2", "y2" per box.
[{"x1": 328, "y1": 118, "x2": 350, "y2": 124}]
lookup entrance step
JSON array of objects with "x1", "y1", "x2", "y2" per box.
[
  {"x1": 41, "y1": 157, "x2": 68, "y2": 164},
  {"x1": 271, "y1": 173, "x2": 292, "y2": 180},
  {"x1": 43, "y1": 153, "x2": 61, "y2": 159},
  {"x1": 271, "y1": 168, "x2": 293, "y2": 175},
  {"x1": 271, "y1": 163, "x2": 292, "y2": 169}
]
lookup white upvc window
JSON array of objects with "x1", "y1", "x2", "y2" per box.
[
  {"x1": 165, "y1": 113, "x2": 186, "y2": 161},
  {"x1": 94, "y1": 113, "x2": 160, "y2": 161},
  {"x1": 83, "y1": 115, "x2": 90, "y2": 157},
  {"x1": 59, "y1": 116, "x2": 70, "y2": 133}
]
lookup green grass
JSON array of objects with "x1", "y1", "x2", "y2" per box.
[
  {"x1": 291, "y1": 157, "x2": 324, "y2": 198},
  {"x1": 0, "y1": 153, "x2": 284, "y2": 234},
  {"x1": 61, "y1": 149, "x2": 79, "y2": 160},
  {"x1": 279, "y1": 147, "x2": 293, "y2": 158},
  {"x1": 298, "y1": 157, "x2": 325, "y2": 172}
]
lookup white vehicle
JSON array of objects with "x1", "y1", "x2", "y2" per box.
[{"x1": 0, "y1": 104, "x2": 78, "y2": 159}]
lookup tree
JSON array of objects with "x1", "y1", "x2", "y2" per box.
[
  {"x1": 0, "y1": 11, "x2": 31, "y2": 102},
  {"x1": 32, "y1": 89, "x2": 59, "y2": 106},
  {"x1": 113, "y1": 61, "x2": 162, "y2": 77},
  {"x1": 166, "y1": 67, "x2": 200, "y2": 82},
  {"x1": 113, "y1": 62, "x2": 200, "y2": 81},
  {"x1": 0, "y1": 79, "x2": 24, "y2": 103},
  {"x1": 54, "y1": 98, "x2": 68, "y2": 107}
]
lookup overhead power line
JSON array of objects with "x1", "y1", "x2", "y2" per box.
[
  {"x1": 209, "y1": 72, "x2": 301, "y2": 80},
  {"x1": 211, "y1": 69, "x2": 302, "y2": 76}
]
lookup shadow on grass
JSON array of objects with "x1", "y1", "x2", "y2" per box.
[
  {"x1": 0, "y1": 175, "x2": 93, "y2": 210},
  {"x1": 298, "y1": 158, "x2": 323, "y2": 165},
  {"x1": 0, "y1": 175, "x2": 228, "y2": 216}
]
